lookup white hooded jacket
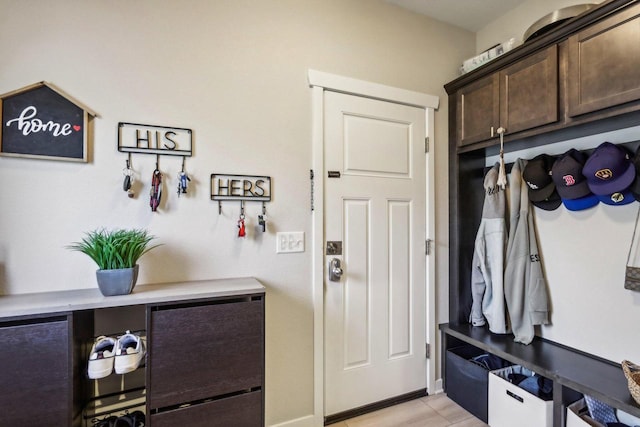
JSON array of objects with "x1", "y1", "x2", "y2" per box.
[{"x1": 470, "y1": 164, "x2": 508, "y2": 334}]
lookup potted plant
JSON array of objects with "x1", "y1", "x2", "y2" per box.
[{"x1": 68, "y1": 229, "x2": 161, "y2": 296}]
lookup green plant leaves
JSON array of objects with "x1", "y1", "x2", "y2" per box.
[{"x1": 67, "y1": 229, "x2": 160, "y2": 270}]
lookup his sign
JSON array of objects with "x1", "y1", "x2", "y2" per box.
[{"x1": 118, "y1": 122, "x2": 192, "y2": 157}]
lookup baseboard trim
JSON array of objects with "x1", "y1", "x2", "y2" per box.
[
  {"x1": 434, "y1": 378, "x2": 444, "y2": 394},
  {"x1": 268, "y1": 414, "x2": 316, "y2": 427},
  {"x1": 324, "y1": 389, "x2": 428, "y2": 425}
]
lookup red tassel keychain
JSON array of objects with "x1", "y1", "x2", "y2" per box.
[{"x1": 238, "y1": 215, "x2": 246, "y2": 237}]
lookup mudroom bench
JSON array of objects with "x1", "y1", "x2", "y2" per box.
[
  {"x1": 0, "y1": 277, "x2": 265, "y2": 427},
  {"x1": 441, "y1": 322, "x2": 639, "y2": 426}
]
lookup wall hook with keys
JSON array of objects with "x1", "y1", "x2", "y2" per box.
[
  {"x1": 122, "y1": 155, "x2": 135, "y2": 198},
  {"x1": 238, "y1": 201, "x2": 246, "y2": 237},
  {"x1": 258, "y1": 202, "x2": 267, "y2": 232}
]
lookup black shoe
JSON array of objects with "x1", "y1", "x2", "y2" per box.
[
  {"x1": 114, "y1": 411, "x2": 145, "y2": 427},
  {"x1": 113, "y1": 415, "x2": 133, "y2": 427},
  {"x1": 129, "y1": 410, "x2": 146, "y2": 427},
  {"x1": 94, "y1": 415, "x2": 118, "y2": 427}
]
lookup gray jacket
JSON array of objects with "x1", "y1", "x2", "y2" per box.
[
  {"x1": 504, "y1": 159, "x2": 550, "y2": 344},
  {"x1": 470, "y1": 164, "x2": 508, "y2": 334}
]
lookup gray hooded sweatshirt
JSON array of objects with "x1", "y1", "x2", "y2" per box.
[
  {"x1": 504, "y1": 159, "x2": 550, "y2": 345},
  {"x1": 470, "y1": 163, "x2": 508, "y2": 334}
]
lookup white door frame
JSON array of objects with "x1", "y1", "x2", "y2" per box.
[{"x1": 308, "y1": 69, "x2": 439, "y2": 426}]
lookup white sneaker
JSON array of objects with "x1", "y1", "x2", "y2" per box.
[
  {"x1": 88, "y1": 336, "x2": 116, "y2": 379},
  {"x1": 114, "y1": 330, "x2": 146, "y2": 375}
]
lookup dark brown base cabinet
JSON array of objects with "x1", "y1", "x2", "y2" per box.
[
  {"x1": 148, "y1": 298, "x2": 264, "y2": 424},
  {"x1": 0, "y1": 316, "x2": 72, "y2": 427},
  {"x1": 0, "y1": 279, "x2": 265, "y2": 427}
]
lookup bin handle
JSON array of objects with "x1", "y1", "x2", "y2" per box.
[{"x1": 506, "y1": 390, "x2": 524, "y2": 403}]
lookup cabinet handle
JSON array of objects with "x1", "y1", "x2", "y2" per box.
[{"x1": 491, "y1": 126, "x2": 494, "y2": 137}]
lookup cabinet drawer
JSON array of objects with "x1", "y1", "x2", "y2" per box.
[
  {"x1": 150, "y1": 390, "x2": 262, "y2": 427},
  {"x1": 148, "y1": 299, "x2": 264, "y2": 409},
  {"x1": 0, "y1": 318, "x2": 70, "y2": 426}
]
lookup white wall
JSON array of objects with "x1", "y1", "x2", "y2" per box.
[
  {"x1": 476, "y1": 0, "x2": 604, "y2": 53},
  {"x1": 0, "y1": 1, "x2": 474, "y2": 425},
  {"x1": 487, "y1": 128, "x2": 640, "y2": 364}
]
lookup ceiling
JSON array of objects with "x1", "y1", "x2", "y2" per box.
[{"x1": 385, "y1": 0, "x2": 530, "y2": 32}]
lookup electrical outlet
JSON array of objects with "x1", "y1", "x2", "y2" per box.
[{"x1": 276, "y1": 232, "x2": 305, "y2": 253}]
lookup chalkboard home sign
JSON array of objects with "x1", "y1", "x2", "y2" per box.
[{"x1": 0, "y1": 82, "x2": 96, "y2": 162}]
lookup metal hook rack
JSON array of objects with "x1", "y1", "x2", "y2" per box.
[{"x1": 211, "y1": 173, "x2": 272, "y2": 215}]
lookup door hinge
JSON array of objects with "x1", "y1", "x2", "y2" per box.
[
  {"x1": 426, "y1": 239, "x2": 432, "y2": 255},
  {"x1": 425, "y1": 137, "x2": 429, "y2": 153},
  {"x1": 426, "y1": 343, "x2": 430, "y2": 359}
]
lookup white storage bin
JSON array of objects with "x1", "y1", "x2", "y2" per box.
[
  {"x1": 566, "y1": 399, "x2": 604, "y2": 427},
  {"x1": 488, "y1": 365, "x2": 552, "y2": 427},
  {"x1": 566, "y1": 397, "x2": 640, "y2": 427}
]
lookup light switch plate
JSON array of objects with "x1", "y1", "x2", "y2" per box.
[{"x1": 276, "y1": 232, "x2": 305, "y2": 253}]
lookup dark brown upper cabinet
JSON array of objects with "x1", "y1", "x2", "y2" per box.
[
  {"x1": 456, "y1": 73, "x2": 500, "y2": 146},
  {"x1": 568, "y1": 3, "x2": 640, "y2": 117},
  {"x1": 456, "y1": 45, "x2": 558, "y2": 147},
  {"x1": 499, "y1": 45, "x2": 558, "y2": 135}
]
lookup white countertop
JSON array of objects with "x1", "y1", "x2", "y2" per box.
[{"x1": 0, "y1": 277, "x2": 265, "y2": 318}]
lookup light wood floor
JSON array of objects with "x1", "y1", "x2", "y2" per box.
[{"x1": 328, "y1": 394, "x2": 489, "y2": 427}]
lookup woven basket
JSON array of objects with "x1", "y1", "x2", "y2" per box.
[{"x1": 622, "y1": 360, "x2": 640, "y2": 405}]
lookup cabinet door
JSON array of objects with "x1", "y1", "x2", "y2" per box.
[
  {"x1": 148, "y1": 298, "x2": 264, "y2": 410},
  {"x1": 456, "y1": 73, "x2": 500, "y2": 146},
  {"x1": 499, "y1": 45, "x2": 558, "y2": 134},
  {"x1": 0, "y1": 318, "x2": 70, "y2": 426},
  {"x1": 568, "y1": 4, "x2": 640, "y2": 116}
]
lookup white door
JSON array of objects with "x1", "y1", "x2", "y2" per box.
[{"x1": 324, "y1": 90, "x2": 427, "y2": 416}]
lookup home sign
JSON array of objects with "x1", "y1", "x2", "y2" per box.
[{"x1": 0, "y1": 81, "x2": 96, "y2": 162}]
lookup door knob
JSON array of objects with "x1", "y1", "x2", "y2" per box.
[{"x1": 329, "y1": 258, "x2": 343, "y2": 282}]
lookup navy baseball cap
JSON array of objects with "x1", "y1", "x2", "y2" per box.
[
  {"x1": 552, "y1": 149, "x2": 592, "y2": 200},
  {"x1": 597, "y1": 188, "x2": 636, "y2": 206},
  {"x1": 583, "y1": 142, "x2": 635, "y2": 195},
  {"x1": 523, "y1": 154, "x2": 556, "y2": 202}
]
